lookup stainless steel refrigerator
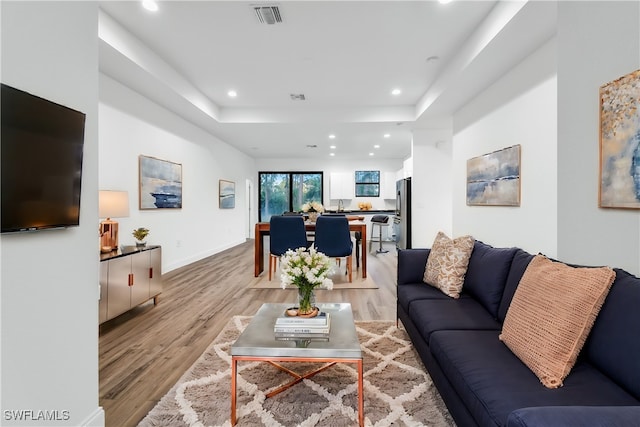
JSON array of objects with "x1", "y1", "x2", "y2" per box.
[{"x1": 394, "y1": 178, "x2": 411, "y2": 249}]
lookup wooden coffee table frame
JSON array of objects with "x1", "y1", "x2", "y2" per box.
[{"x1": 231, "y1": 355, "x2": 364, "y2": 426}]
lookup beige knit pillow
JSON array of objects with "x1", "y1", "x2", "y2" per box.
[
  {"x1": 423, "y1": 231, "x2": 475, "y2": 298},
  {"x1": 499, "y1": 255, "x2": 615, "y2": 388}
]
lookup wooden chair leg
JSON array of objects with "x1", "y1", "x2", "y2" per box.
[
  {"x1": 347, "y1": 255, "x2": 353, "y2": 282},
  {"x1": 269, "y1": 254, "x2": 274, "y2": 281}
]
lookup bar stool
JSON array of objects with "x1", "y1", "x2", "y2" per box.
[{"x1": 369, "y1": 215, "x2": 390, "y2": 254}]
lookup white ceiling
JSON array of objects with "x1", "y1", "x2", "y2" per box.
[{"x1": 98, "y1": 0, "x2": 556, "y2": 160}]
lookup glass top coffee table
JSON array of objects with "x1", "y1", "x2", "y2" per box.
[{"x1": 231, "y1": 302, "x2": 364, "y2": 426}]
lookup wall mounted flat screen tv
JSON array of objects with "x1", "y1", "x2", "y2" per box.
[{"x1": 1, "y1": 83, "x2": 86, "y2": 233}]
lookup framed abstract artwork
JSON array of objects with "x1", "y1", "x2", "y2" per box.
[
  {"x1": 466, "y1": 145, "x2": 521, "y2": 206},
  {"x1": 139, "y1": 155, "x2": 182, "y2": 209},
  {"x1": 219, "y1": 179, "x2": 235, "y2": 209},
  {"x1": 599, "y1": 68, "x2": 640, "y2": 208}
]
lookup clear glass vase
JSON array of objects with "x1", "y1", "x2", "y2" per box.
[{"x1": 298, "y1": 287, "x2": 316, "y2": 315}]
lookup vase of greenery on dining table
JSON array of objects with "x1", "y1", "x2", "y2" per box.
[{"x1": 280, "y1": 246, "x2": 333, "y2": 315}]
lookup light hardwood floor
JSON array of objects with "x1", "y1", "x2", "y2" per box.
[{"x1": 99, "y1": 238, "x2": 398, "y2": 427}]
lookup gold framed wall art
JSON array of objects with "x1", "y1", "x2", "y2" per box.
[
  {"x1": 219, "y1": 179, "x2": 235, "y2": 209},
  {"x1": 139, "y1": 155, "x2": 183, "y2": 209},
  {"x1": 599, "y1": 68, "x2": 640, "y2": 209},
  {"x1": 466, "y1": 145, "x2": 521, "y2": 206}
]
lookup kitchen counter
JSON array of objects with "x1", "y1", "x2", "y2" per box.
[
  {"x1": 324, "y1": 209, "x2": 395, "y2": 215},
  {"x1": 324, "y1": 210, "x2": 396, "y2": 247}
]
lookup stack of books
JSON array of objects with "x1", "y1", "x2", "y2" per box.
[{"x1": 274, "y1": 311, "x2": 331, "y2": 339}]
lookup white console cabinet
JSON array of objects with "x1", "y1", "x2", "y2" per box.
[{"x1": 99, "y1": 245, "x2": 162, "y2": 324}]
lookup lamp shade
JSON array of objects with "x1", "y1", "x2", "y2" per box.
[{"x1": 99, "y1": 190, "x2": 130, "y2": 219}]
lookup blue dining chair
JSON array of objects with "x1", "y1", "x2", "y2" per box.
[
  {"x1": 318, "y1": 213, "x2": 361, "y2": 268},
  {"x1": 269, "y1": 215, "x2": 310, "y2": 281},
  {"x1": 313, "y1": 215, "x2": 354, "y2": 282}
]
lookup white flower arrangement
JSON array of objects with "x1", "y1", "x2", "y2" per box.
[
  {"x1": 301, "y1": 201, "x2": 324, "y2": 213},
  {"x1": 280, "y1": 247, "x2": 334, "y2": 291}
]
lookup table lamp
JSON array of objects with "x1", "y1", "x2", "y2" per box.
[{"x1": 99, "y1": 190, "x2": 130, "y2": 253}]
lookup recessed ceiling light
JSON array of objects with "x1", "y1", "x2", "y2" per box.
[
  {"x1": 142, "y1": 0, "x2": 158, "y2": 12},
  {"x1": 439, "y1": 0, "x2": 453, "y2": 4},
  {"x1": 227, "y1": 90, "x2": 237, "y2": 98},
  {"x1": 330, "y1": 145, "x2": 336, "y2": 149},
  {"x1": 391, "y1": 88, "x2": 401, "y2": 96},
  {"x1": 329, "y1": 153, "x2": 336, "y2": 157},
  {"x1": 374, "y1": 145, "x2": 380, "y2": 149},
  {"x1": 369, "y1": 152, "x2": 374, "y2": 156},
  {"x1": 328, "y1": 134, "x2": 336, "y2": 139},
  {"x1": 383, "y1": 133, "x2": 390, "y2": 138}
]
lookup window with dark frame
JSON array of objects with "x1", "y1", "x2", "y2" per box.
[
  {"x1": 354, "y1": 170, "x2": 380, "y2": 197},
  {"x1": 258, "y1": 171, "x2": 323, "y2": 222}
]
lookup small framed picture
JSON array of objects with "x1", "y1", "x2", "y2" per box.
[
  {"x1": 219, "y1": 180, "x2": 235, "y2": 209},
  {"x1": 466, "y1": 145, "x2": 521, "y2": 206}
]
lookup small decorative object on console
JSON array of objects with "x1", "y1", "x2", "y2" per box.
[{"x1": 132, "y1": 227, "x2": 150, "y2": 247}]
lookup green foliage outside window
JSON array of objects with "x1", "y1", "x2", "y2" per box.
[
  {"x1": 259, "y1": 172, "x2": 323, "y2": 221},
  {"x1": 355, "y1": 170, "x2": 380, "y2": 197},
  {"x1": 260, "y1": 173, "x2": 289, "y2": 221}
]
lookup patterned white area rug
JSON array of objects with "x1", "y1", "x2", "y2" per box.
[{"x1": 138, "y1": 316, "x2": 455, "y2": 427}]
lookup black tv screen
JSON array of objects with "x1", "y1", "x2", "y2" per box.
[{"x1": 1, "y1": 83, "x2": 86, "y2": 233}]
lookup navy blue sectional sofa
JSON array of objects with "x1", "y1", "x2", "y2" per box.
[{"x1": 397, "y1": 241, "x2": 640, "y2": 427}]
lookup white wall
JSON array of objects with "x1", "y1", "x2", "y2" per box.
[
  {"x1": 255, "y1": 158, "x2": 403, "y2": 212},
  {"x1": 452, "y1": 37, "x2": 558, "y2": 256},
  {"x1": 410, "y1": 129, "x2": 453, "y2": 248},
  {"x1": 557, "y1": 1, "x2": 640, "y2": 274},
  {"x1": 1, "y1": 2, "x2": 103, "y2": 426},
  {"x1": 99, "y1": 75, "x2": 256, "y2": 272}
]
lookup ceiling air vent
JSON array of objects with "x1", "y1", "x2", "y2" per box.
[
  {"x1": 253, "y1": 6, "x2": 282, "y2": 25},
  {"x1": 290, "y1": 93, "x2": 306, "y2": 101}
]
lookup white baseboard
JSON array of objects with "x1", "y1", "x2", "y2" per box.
[
  {"x1": 80, "y1": 407, "x2": 104, "y2": 427},
  {"x1": 164, "y1": 239, "x2": 246, "y2": 273}
]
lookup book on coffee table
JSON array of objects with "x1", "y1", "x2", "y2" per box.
[
  {"x1": 274, "y1": 332, "x2": 330, "y2": 341},
  {"x1": 274, "y1": 313, "x2": 331, "y2": 334},
  {"x1": 275, "y1": 311, "x2": 329, "y2": 326}
]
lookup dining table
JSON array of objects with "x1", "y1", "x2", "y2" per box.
[{"x1": 254, "y1": 215, "x2": 368, "y2": 278}]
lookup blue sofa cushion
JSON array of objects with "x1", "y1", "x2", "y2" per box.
[
  {"x1": 585, "y1": 268, "x2": 640, "y2": 400},
  {"x1": 498, "y1": 249, "x2": 535, "y2": 322},
  {"x1": 397, "y1": 248, "x2": 431, "y2": 286},
  {"x1": 397, "y1": 282, "x2": 470, "y2": 314},
  {"x1": 463, "y1": 241, "x2": 518, "y2": 319},
  {"x1": 408, "y1": 298, "x2": 500, "y2": 344},
  {"x1": 429, "y1": 330, "x2": 638, "y2": 427}
]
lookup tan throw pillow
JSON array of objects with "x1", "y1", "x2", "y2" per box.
[
  {"x1": 499, "y1": 255, "x2": 615, "y2": 388},
  {"x1": 423, "y1": 231, "x2": 475, "y2": 298}
]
